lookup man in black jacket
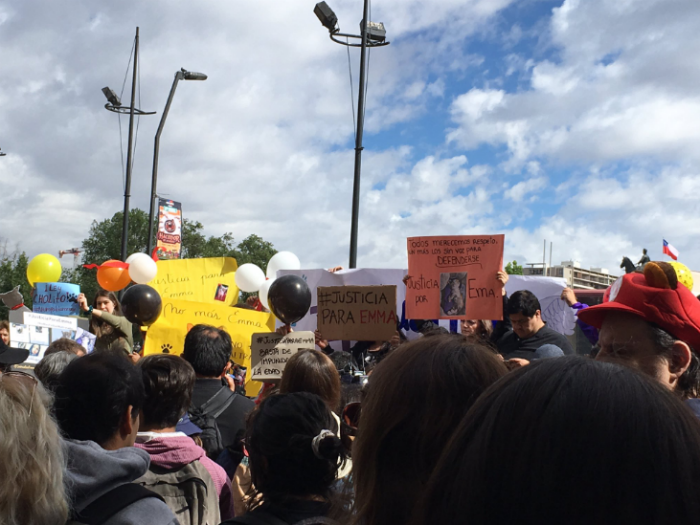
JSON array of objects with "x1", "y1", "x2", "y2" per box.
[
  {"x1": 497, "y1": 290, "x2": 573, "y2": 357},
  {"x1": 182, "y1": 324, "x2": 255, "y2": 460}
]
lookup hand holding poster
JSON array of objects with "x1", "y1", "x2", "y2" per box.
[
  {"x1": 32, "y1": 283, "x2": 81, "y2": 316},
  {"x1": 317, "y1": 285, "x2": 397, "y2": 341},
  {"x1": 406, "y1": 235, "x2": 504, "y2": 320},
  {"x1": 250, "y1": 331, "x2": 315, "y2": 381}
]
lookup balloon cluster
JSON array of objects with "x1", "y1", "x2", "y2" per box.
[{"x1": 234, "y1": 251, "x2": 311, "y2": 325}]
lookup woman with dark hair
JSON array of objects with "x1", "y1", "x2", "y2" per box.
[
  {"x1": 352, "y1": 334, "x2": 507, "y2": 525},
  {"x1": 412, "y1": 357, "x2": 700, "y2": 525},
  {"x1": 77, "y1": 289, "x2": 134, "y2": 355},
  {"x1": 222, "y1": 392, "x2": 348, "y2": 525},
  {"x1": 279, "y1": 349, "x2": 341, "y2": 414}
]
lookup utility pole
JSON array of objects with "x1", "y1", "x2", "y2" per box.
[{"x1": 121, "y1": 27, "x2": 139, "y2": 262}]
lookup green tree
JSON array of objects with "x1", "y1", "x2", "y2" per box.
[
  {"x1": 0, "y1": 242, "x2": 34, "y2": 319},
  {"x1": 181, "y1": 220, "x2": 235, "y2": 259},
  {"x1": 72, "y1": 209, "x2": 275, "y2": 302},
  {"x1": 230, "y1": 234, "x2": 277, "y2": 270},
  {"x1": 505, "y1": 260, "x2": 523, "y2": 275}
]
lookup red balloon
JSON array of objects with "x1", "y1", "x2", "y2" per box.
[{"x1": 97, "y1": 260, "x2": 131, "y2": 292}]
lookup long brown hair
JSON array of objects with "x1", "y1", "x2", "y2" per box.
[
  {"x1": 279, "y1": 349, "x2": 341, "y2": 413},
  {"x1": 352, "y1": 334, "x2": 507, "y2": 525},
  {"x1": 90, "y1": 289, "x2": 123, "y2": 338}
]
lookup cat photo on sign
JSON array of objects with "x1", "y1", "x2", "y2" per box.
[{"x1": 440, "y1": 272, "x2": 467, "y2": 317}]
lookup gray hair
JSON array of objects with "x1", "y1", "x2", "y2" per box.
[
  {"x1": 35, "y1": 352, "x2": 79, "y2": 393},
  {"x1": 649, "y1": 323, "x2": 700, "y2": 399}
]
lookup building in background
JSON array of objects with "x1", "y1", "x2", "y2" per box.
[{"x1": 523, "y1": 261, "x2": 618, "y2": 290}]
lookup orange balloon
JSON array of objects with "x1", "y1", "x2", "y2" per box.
[{"x1": 96, "y1": 260, "x2": 132, "y2": 292}]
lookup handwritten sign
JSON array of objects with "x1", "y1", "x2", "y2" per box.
[
  {"x1": 32, "y1": 282, "x2": 80, "y2": 316},
  {"x1": 148, "y1": 257, "x2": 240, "y2": 306},
  {"x1": 406, "y1": 235, "x2": 504, "y2": 320},
  {"x1": 317, "y1": 285, "x2": 397, "y2": 341},
  {"x1": 144, "y1": 298, "x2": 275, "y2": 394},
  {"x1": 250, "y1": 331, "x2": 315, "y2": 381}
]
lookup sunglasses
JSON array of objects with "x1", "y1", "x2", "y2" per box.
[{"x1": 1, "y1": 370, "x2": 39, "y2": 415}]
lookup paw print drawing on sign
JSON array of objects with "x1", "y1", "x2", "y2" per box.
[{"x1": 161, "y1": 343, "x2": 173, "y2": 354}]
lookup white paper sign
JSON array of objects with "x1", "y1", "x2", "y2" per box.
[
  {"x1": 250, "y1": 331, "x2": 315, "y2": 381},
  {"x1": 23, "y1": 312, "x2": 78, "y2": 331}
]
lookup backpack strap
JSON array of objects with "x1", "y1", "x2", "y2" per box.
[
  {"x1": 200, "y1": 387, "x2": 237, "y2": 419},
  {"x1": 73, "y1": 483, "x2": 164, "y2": 525}
]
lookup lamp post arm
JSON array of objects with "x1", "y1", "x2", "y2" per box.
[{"x1": 147, "y1": 71, "x2": 184, "y2": 254}]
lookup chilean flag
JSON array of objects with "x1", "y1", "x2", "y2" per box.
[{"x1": 663, "y1": 239, "x2": 679, "y2": 261}]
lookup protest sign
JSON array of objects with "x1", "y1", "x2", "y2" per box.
[
  {"x1": 156, "y1": 199, "x2": 183, "y2": 259},
  {"x1": 317, "y1": 285, "x2": 397, "y2": 341},
  {"x1": 148, "y1": 257, "x2": 240, "y2": 306},
  {"x1": 32, "y1": 282, "x2": 80, "y2": 316},
  {"x1": 406, "y1": 235, "x2": 505, "y2": 320},
  {"x1": 144, "y1": 297, "x2": 275, "y2": 393},
  {"x1": 250, "y1": 331, "x2": 315, "y2": 381},
  {"x1": 10, "y1": 311, "x2": 94, "y2": 367}
]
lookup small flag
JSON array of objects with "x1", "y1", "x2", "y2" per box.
[{"x1": 663, "y1": 239, "x2": 678, "y2": 261}]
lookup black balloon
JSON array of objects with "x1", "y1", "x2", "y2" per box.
[
  {"x1": 121, "y1": 284, "x2": 163, "y2": 327},
  {"x1": 268, "y1": 275, "x2": 312, "y2": 325}
]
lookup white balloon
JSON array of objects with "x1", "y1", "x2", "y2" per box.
[
  {"x1": 266, "y1": 251, "x2": 301, "y2": 279},
  {"x1": 128, "y1": 254, "x2": 158, "y2": 284},
  {"x1": 235, "y1": 263, "x2": 266, "y2": 293},
  {"x1": 258, "y1": 278, "x2": 275, "y2": 310},
  {"x1": 126, "y1": 253, "x2": 144, "y2": 265}
]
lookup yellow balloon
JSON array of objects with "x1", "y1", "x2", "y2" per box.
[
  {"x1": 669, "y1": 261, "x2": 694, "y2": 291},
  {"x1": 26, "y1": 253, "x2": 63, "y2": 286}
]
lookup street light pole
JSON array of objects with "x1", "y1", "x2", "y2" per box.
[
  {"x1": 349, "y1": 0, "x2": 370, "y2": 269},
  {"x1": 146, "y1": 68, "x2": 207, "y2": 255},
  {"x1": 314, "y1": 2, "x2": 389, "y2": 269},
  {"x1": 121, "y1": 26, "x2": 139, "y2": 263}
]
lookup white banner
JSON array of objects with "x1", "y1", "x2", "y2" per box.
[{"x1": 276, "y1": 270, "x2": 577, "y2": 347}]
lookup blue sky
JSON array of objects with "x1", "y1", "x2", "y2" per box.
[{"x1": 1, "y1": 0, "x2": 699, "y2": 274}]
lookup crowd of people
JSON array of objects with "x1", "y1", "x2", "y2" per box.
[{"x1": 2, "y1": 259, "x2": 700, "y2": 524}]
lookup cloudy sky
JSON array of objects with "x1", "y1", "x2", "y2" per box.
[{"x1": 1, "y1": 0, "x2": 699, "y2": 274}]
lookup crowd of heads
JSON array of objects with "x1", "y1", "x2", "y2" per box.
[{"x1": 3, "y1": 261, "x2": 700, "y2": 524}]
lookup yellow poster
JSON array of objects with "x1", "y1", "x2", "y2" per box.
[
  {"x1": 144, "y1": 297, "x2": 275, "y2": 395},
  {"x1": 148, "y1": 257, "x2": 240, "y2": 306}
]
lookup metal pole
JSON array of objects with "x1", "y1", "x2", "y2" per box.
[
  {"x1": 147, "y1": 72, "x2": 183, "y2": 255},
  {"x1": 549, "y1": 241, "x2": 553, "y2": 269},
  {"x1": 543, "y1": 239, "x2": 547, "y2": 276},
  {"x1": 348, "y1": 0, "x2": 370, "y2": 269},
  {"x1": 121, "y1": 27, "x2": 139, "y2": 262}
]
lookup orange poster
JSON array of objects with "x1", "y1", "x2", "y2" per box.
[{"x1": 405, "y1": 235, "x2": 505, "y2": 320}]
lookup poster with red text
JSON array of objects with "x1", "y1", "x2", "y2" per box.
[{"x1": 406, "y1": 235, "x2": 504, "y2": 320}]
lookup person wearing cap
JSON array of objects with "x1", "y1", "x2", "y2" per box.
[
  {"x1": 135, "y1": 354, "x2": 235, "y2": 521},
  {"x1": 578, "y1": 261, "x2": 700, "y2": 416},
  {"x1": 496, "y1": 290, "x2": 574, "y2": 357},
  {"x1": 0, "y1": 337, "x2": 29, "y2": 372}
]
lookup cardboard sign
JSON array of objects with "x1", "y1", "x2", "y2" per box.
[
  {"x1": 317, "y1": 285, "x2": 397, "y2": 341},
  {"x1": 406, "y1": 235, "x2": 504, "y2": 320},
  {"x1": 143, "y1": 298, "x2": 275, "y2": 394},
  {"x1": 32, "y1": 282, "x2": 81, "y2": 316},
  {"x1": 250, "y1": 331, "x2": 315, "y2": 381},
  {"x1": 148, "y1": 257, "x2": 240, "y2": 306}
]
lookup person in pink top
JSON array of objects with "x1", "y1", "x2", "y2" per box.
[{"x1": 136, "y1": 354, "x2": 235, "y2": 520}]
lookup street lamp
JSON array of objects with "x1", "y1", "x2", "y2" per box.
[
  {"x1": 146, "y1": 68, "x2": 208, "y2": 255},
  {"x1": 102, "y1": 27, "x2": 156, "y2": 264},
  {"x1": 314, "y1": 2, "x2": 389, "y2": 269}
]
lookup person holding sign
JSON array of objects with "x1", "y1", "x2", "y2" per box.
[{"x1": 77, "y1": 290, "x2": 134, "y2": 356}]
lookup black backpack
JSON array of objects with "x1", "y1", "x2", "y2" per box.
[
  {"x1": 67, "y1": 483, "x2": 164, "y2": 525},
  {"x1": 189, "y1": 387, "x2": 237, "y2": 459}
]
